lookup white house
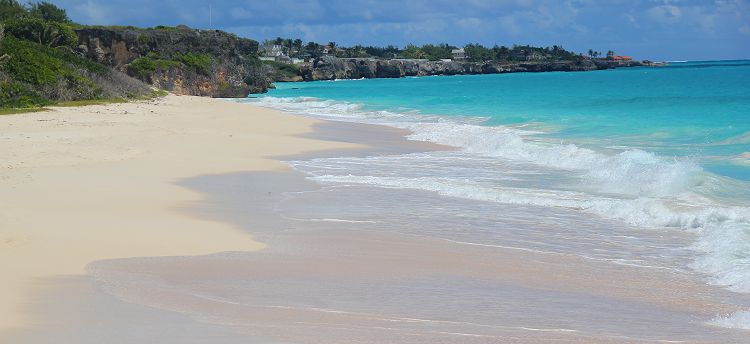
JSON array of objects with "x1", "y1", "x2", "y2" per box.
[
  {"x1": 260, "y1": 44, "x2": 285, "y2": 57},
  {"x1": 451, "y1": 48, "x2": 466, "y2": 60}
]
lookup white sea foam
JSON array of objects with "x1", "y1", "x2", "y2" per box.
[
  {"x1": 244, "y1": 96, "x2": 750, "y2": 309},
  {"x1": 710, "y1": 311, "x2": 750, "y2": 330}
]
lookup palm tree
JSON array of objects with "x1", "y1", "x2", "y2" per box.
[{"x1": 588, "y1": 49, "x2": 593, "y2": 57}]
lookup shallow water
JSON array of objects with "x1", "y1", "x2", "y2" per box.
[
  {"x1": 85, "y1": 167, "x2": 750, "y2": 343},
  {"x1": 240, "y1": 61, "x2": 750, "y2": 328},
  {"x1": 74, "y1": 118, "x2": 748, "y2": 342}
]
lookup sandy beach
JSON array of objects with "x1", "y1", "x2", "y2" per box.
[{"x1": 0, "y1": 95, "x2": 355, "y2": 332}]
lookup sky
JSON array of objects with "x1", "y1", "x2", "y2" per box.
[{"x1": 41, "y1": 0, "x2": 750, "y2": 61}]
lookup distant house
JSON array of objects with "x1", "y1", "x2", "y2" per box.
[
  {"x1": 612, "y1": 55, "x2": 632, "y2": 61},
  {"x1": 451, "y1": 48, "x2": 466, "y2": 60},
  {"x1": 260, "y1": 44, "x2": 284, "y2": 57},
  {"x1": 511, "y1": 49, "x2": 546, "y2": 61}
]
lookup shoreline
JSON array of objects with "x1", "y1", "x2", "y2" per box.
[
  {"x1": 69, "y1": 124, "x2": 749, "y2": 343},
  {"x1": 0, "y1": 95, "x2": 356, "y2": 332},
  {"x1": 3, "y1": 94, "x2": 749, "y2": 343}
]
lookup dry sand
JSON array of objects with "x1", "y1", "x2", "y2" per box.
[{"x1": 0, "y1": 95, "x2": 355, "y2": 331}]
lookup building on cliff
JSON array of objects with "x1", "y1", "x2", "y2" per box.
[
  {"x1": 260, "y1": 43, "x2": 284, "y2": 57},
  {"x1": 451, "y1": 48, "x2": 466, "y2": 60}
]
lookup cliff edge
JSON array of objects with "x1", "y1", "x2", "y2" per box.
[
  {"x1": 76, "y1": 26, "x2": 272, "y2": 97},
  {"x1": 301, "y1": 56, "x2": 644, "y2": 81}
]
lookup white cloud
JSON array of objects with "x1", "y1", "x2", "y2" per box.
[
  {"x1": 647, "y1": 5, "x2": 683, "y2": 23},
  {"x1": 74, "y1": 0, "x2": 113, "y2": 23}
]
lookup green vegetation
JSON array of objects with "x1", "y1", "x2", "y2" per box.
[
  {"x1": 128, "y1": 52, "x2": 179, "y2": 78},
  {"x1": 0, "y1": 78, "x2": 49, "y2": 108},
  {"x1": 4, "y1": 17, "x2": 77, "y2": 48},
  {"x1": 0, "y1": 106, "x2": 46, "y2": 115},
  {"x1": 175, "y1": 52, "x2": 212, "y2": 75},
  {"x1": 28, "y1": 1, "x2": 69, "y2": 23},
  {"x1": 128, "y1": 52, "x2": 213, "y2": 79},
  {"x1": 261, "y1": 60, "x2": 300, "y2": 79},
  {"x1": 54, "y1": 98, "x2": 129, "y2": 107},
  {"x1": 1, "y1": 35, "x2": 103, "y2": 96},
  {"x1": 0, "y1": 0, "x2": 25, "y2": 21},
  {"x1": 265, "y1": 36, "x2": 590, "y2": 63},
  {"x1": 0, "y1": 1, "x2": 155, "y2": 110}
]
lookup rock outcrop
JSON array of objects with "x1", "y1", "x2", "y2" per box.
[
  {"x1": 301, "y1": 56, "x2": 644, "y2": 81},
  {"x1": 75, "y1": 26, "x2": 271, "y2": 97}
]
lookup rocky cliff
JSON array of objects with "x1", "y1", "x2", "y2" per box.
[
  {"x1": 301, "y1": 57, "x2": 644, "y2": 81},
  {"x1": 75, "y1": 26, "x2": 271, "y2": 97}
]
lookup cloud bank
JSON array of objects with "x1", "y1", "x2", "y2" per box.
[{"x1": 47, "y1": 0, "x2": 750, "y2": 60}]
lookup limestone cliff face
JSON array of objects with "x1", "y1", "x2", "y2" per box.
[
  {"x1": 75, "y1": 26, "x2": 270, "y2": 97},
  {"x1": 301, "y1": 57, "x2": 644, "y2": 81}
]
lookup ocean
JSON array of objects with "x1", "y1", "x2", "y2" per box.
[{"x1": 241, "y1": 60, "x2": 750, "y2": 330}]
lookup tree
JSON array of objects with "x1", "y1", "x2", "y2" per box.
[
  {"x1": 4, "y1": 18, "x2": 77, "y2": 48},
  {"x1": 493, "y1": 45, "x2": 510, "y2": 61},
  {"x1": 464, "y1": 43, "x2": 493, "y2": 62},
  {"x1": 587, "y1": 49, "x2": 593, "y2": 57},
  {"x1": 0, "y1": 0, "x2": 25, "y2": 21},
  {"x1": 606, "y1": 50, "x2": 615, "y2": 59},
  {"x1": 292, "y1": 38, "x2": 302, "y2": 56},
  {"x1": 304, "y1": 41, "x2": 321, "y2": 58},
  {"x1": 284, "y1": 38, "x2": 294, "y2": 56},
  {"x1": 401, "y1": 44, "x2": 425, "y2": 59},
  {"x1": 29, "y1": 1, "x2": 69, "y2": 23},
  {"x1": 420, "y1": 43, "x2": 452, "y2": 61}
]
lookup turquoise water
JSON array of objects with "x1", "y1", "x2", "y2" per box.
[
  {"x1": 242, "y1": 60, "x2": 750, "y2": 329},
  {"x1": 265, "y1": 60, "x2": 750, "y2": 181}
]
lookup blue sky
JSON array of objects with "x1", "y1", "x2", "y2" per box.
[{"x1": 44, "y1": 0, "x2": 749, "y2": 61}]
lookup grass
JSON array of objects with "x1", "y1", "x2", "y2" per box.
[
  {"x1": 54, "y1": 98, "x2": 129, "y2": 107},
  {"x1": 53, "y1": 89, "x2": 168, "y2": 107},
  {"x1": 1, "y1": 89, "x2": 168, "y2": 114},
  {"x1": 0, "y1": 107, "x2": 47, "y2": 115}
]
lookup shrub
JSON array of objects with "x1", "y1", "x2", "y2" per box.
[
  {"x1": 174, "y1": 52, "x2": 212, "y2": 75},
  {"x1": 127, "y1": 53, "x2": 180, "y2": 79},
  {"x1": 28, "y1": 1, "x2": 70, "y2": 23},
  {"x1": 0, "y1": 79, "x2": 49, "y2": 107},
  {"x1": 261, "y1": 60, "x2": 300, "y2": 78},
  {"x1": 0, "y1": 0, "x2": 24, "y2": 22},
  {"x1": 4, "y1": 18, "x2": 77, "y2": 48},
  {"x1": 0, "y1": 35, "x2": 64, "y2": 85}
]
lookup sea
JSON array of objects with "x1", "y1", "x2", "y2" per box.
[{"x1": 240, "y1": 60, "x2": 750, "y2": 331}]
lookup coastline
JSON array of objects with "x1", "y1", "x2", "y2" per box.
[
  {"x1": 2, "y1": 92, "x2": 748, "y2": 343},
  {"x1": 59, "y1": 112, "x2": 749, "y2": 343},
  {"x1": 0, "y1": 95, "x2": 355, "y2": 332}
]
